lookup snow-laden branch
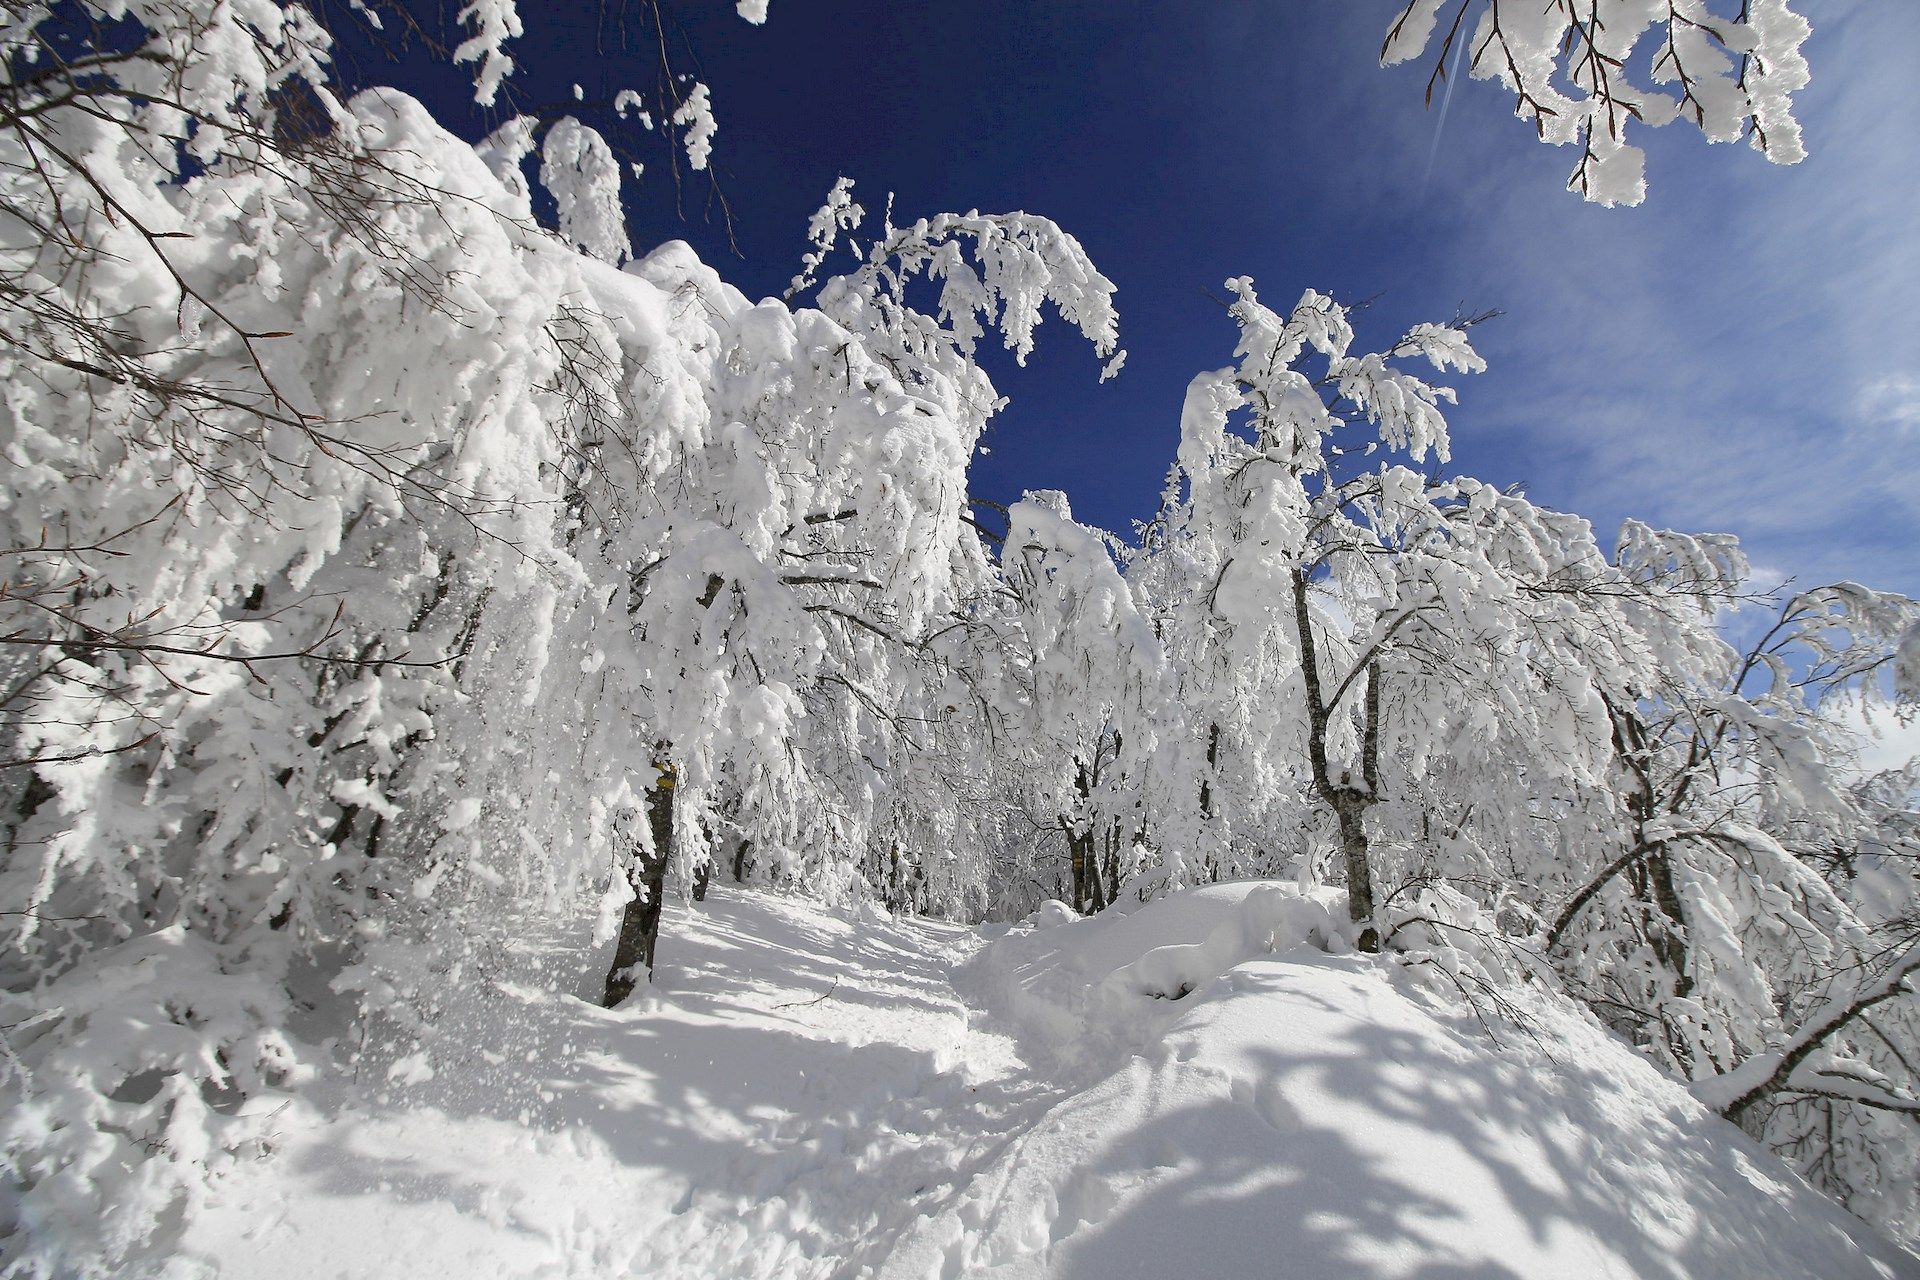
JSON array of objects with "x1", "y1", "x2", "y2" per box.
[
  {"x1": 1381, "y1": 0, "x2": 1812, "y2": 205},
  {"x1": 1697, "y1": 937, "x2": 1920, "y2": 1121}
]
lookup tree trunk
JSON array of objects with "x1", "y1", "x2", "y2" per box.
[
  {"x1": 1067, "y1": 827, "x2": 1094, "y2": 913},
  {"x1": 1331, "y1": 790, "x2": 1379, "y2": 952},
  {"x1": 1293, "y1": 571, "x2": 1380, "y2": 951},
  {"x1": 1066, "y1": 752, "x2": 1101, "y2": 913},
  {"x1": 1641, "y1": 848, "x2": 1692, "y2": 997},
  {"x1": 602, "y1": 765, "x2": 674, "y2": 1008},
  {"x1": 1085, "y1": 831, "x2": 1108, "y2": 913},
  {"x1": 1197, "y1": 721, "x2": 1220, "y2": 824},
  {"x1": 602, "y1": 573, "x2": 722, "y2": 1007}
]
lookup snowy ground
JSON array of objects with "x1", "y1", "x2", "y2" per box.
[{"x1": 174, "y1": 885, "x2": 1919, "y2": 1280}]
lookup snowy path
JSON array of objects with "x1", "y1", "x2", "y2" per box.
[
  {"x1": 181, "y1": 892, "x2": 1074, "y2": 1280},
  {"x1": 616, "y1": 902, "x2": 1071, "y2": 1280},
  {"x1": 179, "y1": 885, "x2": 1919, "y2": 1280}
]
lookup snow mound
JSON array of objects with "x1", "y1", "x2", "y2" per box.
[
  {"x1": 1024, "y1": 900, "x2": 1082, "y2": 930},
  {"x1": 889, "y1": 881, "x2": 1919, "y2": 1280},
  {"x1": 1100, "y1": 882, "x2": 1345, "y2": 1002}
]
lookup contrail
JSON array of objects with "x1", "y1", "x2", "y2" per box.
[{"x1": 1421, "y1": 21, "x2": 1473, "y2": 194}]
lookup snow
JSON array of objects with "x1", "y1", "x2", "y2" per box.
[
  {"x1": 673, "y1": 83, "x2": 718, "y2": 172},
  {"x1": 906, "y1": 882, "x2": 1918, "y2": 1279},
  {"x1": 453, "y1": 0, "x2": 524, "y2": 106},
  {"x1": 172, "y1": 884, "x2": 1916, "y2": 1280},
  {"x1": 4, "y1": 4, "x2": 1907, "y2": 1272},
  {"x1": 540, "y1": 117, "x2": 632, "y2": 263},
  {"x1": 175, "y1": 891, "x2": 1038, "y2": 1280}
]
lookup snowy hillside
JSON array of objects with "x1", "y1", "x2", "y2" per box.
[{"x1": 174, "y1": 885, "x2": 1916, "y2": 1280}]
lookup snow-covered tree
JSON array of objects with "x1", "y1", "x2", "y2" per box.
[
  {"x1": 0, "y1": 5, "x2": 1135, "y2": 1263},
  {"x1": 1146, "y1": 280, "x2": 1499, "y2": 946},
  {"x1": 590, "y1": 189, "x2": 1124, "y2": 997},
  {"x1": 991, "y1": 491, "x2": 1173, "y2": 913},
  {"x1": 1128, "y1": 274, "x2": 1920, "y2": 1232},
  {"x1": 1535, "y1": 557, "x2": 1920, "y2": 1234}
]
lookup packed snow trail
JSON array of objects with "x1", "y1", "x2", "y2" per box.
[
  {"x1": 180, "y1": 891, "x2": 1075, "y2": 1280},
  {"x1": 178, "y1": 886, "x2": 1918, "y2": 1279}
]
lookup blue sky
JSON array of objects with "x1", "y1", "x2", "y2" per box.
[{"x1": 350, "y1": 1, "x2": 1919, "y2": 597}]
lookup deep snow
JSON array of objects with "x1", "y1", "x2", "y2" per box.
[{"x1": 171, "y1": 885, "x2": 1918, "y2": 1279}]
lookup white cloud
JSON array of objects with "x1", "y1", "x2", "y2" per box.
[
  {"x1": 1828, "y1": 695, "x2": 1920, "y2": 779},
  {"x1": 1859, "y1": 373, "x2": 1920, "y2": 437}
]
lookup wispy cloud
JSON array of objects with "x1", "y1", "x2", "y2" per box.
[
  {"x1": 1394, "y1": 3, "x2": 1920, "y2": 596},
  {"x1": 1858, "y1": 373, "x2": 1920, "y2": 438}
]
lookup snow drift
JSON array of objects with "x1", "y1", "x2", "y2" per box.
[
  {"x1": 868, "y1": 881, "x2": 1918, "y2": 1278},
  {"x1": 172, "y1": 884, "x2": 1916, "y2": 1279}
]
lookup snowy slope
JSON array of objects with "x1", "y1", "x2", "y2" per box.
[
  {"x1": 893, "y1": 883, "x2": 1919, "y2": 1279},
  {"x1": 172, "y1": 886, "x2": 1918, "y2": 1280}
]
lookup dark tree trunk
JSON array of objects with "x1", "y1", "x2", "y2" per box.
[
  {"x1": 602, "y1": 575, "x2": 723, "y2": 1005},
  {"x1": 1330, "y1": 790, "x2": 1379, "y2": 951},
  {"x1": 1066, "y1": 752, "x2": 1100, "y2": 914},
  {"x1": 1085, "y1": 832, "x2": 1108, "y2": 913},
  {"x1": 1197, "y1": 721, "x2": 1220, "y2": 824},
  {"x1": 1066, "y1": 827, "x2": 1092, "y2": 913},
  {"x1": 602, "y1": 768, "x2": 674, "y2": 1007},
  {"x1": 1614, "y1": 701, "x2": 1695, "y2": 1014},
  {"x1": 1293, "y1": 571, "x2": 1381, "y2": 952}
]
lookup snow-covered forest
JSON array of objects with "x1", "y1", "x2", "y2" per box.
[{"x1": 3, "y1": 2, "x2": 1918, "y2": 1276}]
